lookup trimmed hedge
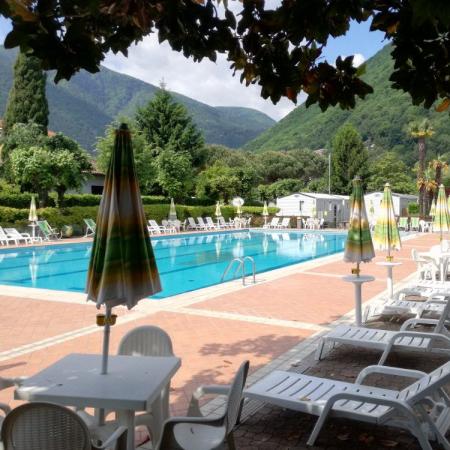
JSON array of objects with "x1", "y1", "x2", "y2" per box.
[{"x1": 0, "y1": 204, "x2": 278, "y2": 236}]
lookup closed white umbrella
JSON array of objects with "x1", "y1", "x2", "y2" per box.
[{"x1": 28, "y1": 195, "x2": 38, "y2": 240}]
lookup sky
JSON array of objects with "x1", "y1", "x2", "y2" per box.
[{"x1": 0, "y1": 14, "x2": 386, "y2": 121}]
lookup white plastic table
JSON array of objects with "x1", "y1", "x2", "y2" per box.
[
  {"x1": 376, "y1": 261, "x2": 402, "y2": 299},
  {"x1": 420, "y1": 251, "x2": 450, "y2": 283},
  {"x1": 342, "y1": 274, "x2": 375, "y2": 326},
  {"x1": 15, "y1": 353, "x2": 181, "y2": 450}
]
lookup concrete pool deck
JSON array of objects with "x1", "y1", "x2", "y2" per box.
[{"x1": 0, "y1": 231, "x2": 440, "y2": 447}]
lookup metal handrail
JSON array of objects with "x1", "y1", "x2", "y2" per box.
[{"x1": 221, "y1": 256, "x2": 256, "y2": 285}]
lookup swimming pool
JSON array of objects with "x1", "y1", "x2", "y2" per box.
[{"x1": 0, "y1": 230, "x2": 346, "y2": 298}]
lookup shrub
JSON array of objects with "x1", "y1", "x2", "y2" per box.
[
  {"x1": 0, "y1": 193, "x2": 56, "y2": 208},
  {"x1": 0, "y1": 204, "x2": 279, "y2": 235},
  {"x1": 62, "y1": 194, "x2": 102, "y2": 206},
  {"x1": 407, "y1": 202, "x2": 419, "y2": 215}
]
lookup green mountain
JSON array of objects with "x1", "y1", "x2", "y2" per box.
[
  {"x1": 0, "y1": 47, "x2": 275, "y2": 151},
  {"x1": 244, "y1": 44, "x2": 450, "y2": 165}
]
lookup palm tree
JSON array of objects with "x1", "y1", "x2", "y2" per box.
[
  {"x1": 409, "y1": 119, "x2": 434, "y2": 217},
  {"x1": 429, "y1": 156, "x2": 448, "y2": 198}
]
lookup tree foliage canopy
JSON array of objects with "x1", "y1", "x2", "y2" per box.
[{"x1": 4, "y1": 1, "x2": 450, "y2": 111}]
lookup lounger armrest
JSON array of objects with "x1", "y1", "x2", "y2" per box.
[
  {"x1": 379, "y1": 331, "x2": 450, "y2": 365},
  {"x1": 355, "y1": 365, "x2": 427, "y2": 384},
  {"x1": 323, "y1": 392, "x2": 414, "y2": 417},
  {"x1": 94, "y1": 426, "x2": 128, "y2": 449},
  {"x1": 187, "y1": 384, "x2": 230, "y2": 416},
  {"x1": 0, "y1": 376, "x2": 26, "y2": 390},
  {"x1": 424, "y1": 299, "x2": 448, "y2": 305},
  {"x1": 400, "y1": 318, "x2": 439, "y2": 330}
]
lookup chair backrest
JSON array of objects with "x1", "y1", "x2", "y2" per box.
[
  {"x1": 1, "y1": 402, "x2": 91, "y2": 450},
  {"x1": 225, "y1": 360, "x2": 250, "y2": 433},
  {"x1": 0, "y1": 226, "x2": 8, "y2": 237},
  {"x1": 37, "y1": 220, "x2": 51, "y2": 236},
  {"x1": 431, "y1": 295, "x2": 450, "y2": 335},
  {"x1": 162, "y1": 220, "x2": 169, "y2": 226},
  {"x1": 149, "y1": 219, "x2": 159, "y2": 227},
  {"x1": 281, "y1": 218, "x2": 290, "y2": 227},
  {"x1": 206, "y1": 217, "x2": 214, "y2": 225},
  {"x1": 271, "y1": 217, "x2": 279, "y2": 226},
  {"x1": 4, "y1": 228, "x2": 19, "y2": 236},
  {"x1": 197, "y1": 217, "x2": 206, "y2": 226},
  {"x1": 118, "y1": 325, "x2": 174, "y2": 357},
  {"x1": 84, "y1": 219, "x2": 95, "y2": 230},
  {"x1": 188, "y1": 217, "x2": 196, "y2": 225},
  {"x1": 411, "y1": 217, "x2": 419, "y2": 227},
  {"x1": 399, "y1": 217, "x2": 408, "y2": 226},
  {"x1": 399, "y1": 360, "x2": 450, "y2": 405}
]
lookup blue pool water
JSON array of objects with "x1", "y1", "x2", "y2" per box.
[{"x1": 0, "y1": 231, "x2": 346, "y2": 298}]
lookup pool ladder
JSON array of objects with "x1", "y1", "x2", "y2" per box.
[{"x1": 221, "y1": 256, "x2": 256, "y2": 285}]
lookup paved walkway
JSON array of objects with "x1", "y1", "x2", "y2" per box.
[{"x1": 0, "y1": 232, "x2": 441, "y2": 448}]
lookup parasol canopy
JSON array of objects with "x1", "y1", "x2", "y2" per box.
[
  {"x1": 28, "y1": 194, "x2": 38, "y2": 222},
  {"x1": 215, "y1": 201, "x2": 222, "y2": 217},
  {"x1": 168, "y1": 198, "x2": 177, "y2": 221},
  {"x1": 86, "y1": 123, "x2": 161, "y2": 374},
  {"x1": 344, "y1": 176, "x2": 375, "y2": 269},
  {"x1": 373, "y1": 183, "x2": 402, "y2": 258},
  {"x1": 433, "y1": 184, "x2": 450, "y2": 241}
]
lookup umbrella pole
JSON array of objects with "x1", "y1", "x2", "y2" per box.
[{"x1": 101, "y1": 306, "x2": 112, "y2": 375}]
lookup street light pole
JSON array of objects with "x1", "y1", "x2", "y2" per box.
[{"x1": 328, "y1": 152, "x2": 331, "y2": 195}]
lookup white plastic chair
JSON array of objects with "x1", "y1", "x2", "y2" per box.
[
  {"x1": 1, "y1": 402, "x2": 127, "y2": 450},
  {"x1": 119, "y1": 326, "x2": 174, "y2": 437},
  {"x1": 245, "y1": 362, "x2": 450, "y2": 450},
  {"x1": 0, "y1": 227, "x2": 19, "y2": 246},
  {"x1": 412, "y1": 249, "x2": 435, "y2": 280},
  {"x1": 157, "y1": 360, "x2": 249, "y2": 450}
]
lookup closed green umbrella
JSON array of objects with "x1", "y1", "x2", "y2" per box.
[
  {"x1": 344, "y1": 176, "x2": 375, "y2": 274},
  {"x1": 169, "y1": 198, "x2": 177, "y2": 221},
  {"x1": 373, "y1": 183, "x2": 402, "y2": 259},
  {"x1": 86, "y1": 123, "x2": 161, "y2": 374},
  {"x1": 433, "y1": 184, "x2": 450, "y2": 243}
]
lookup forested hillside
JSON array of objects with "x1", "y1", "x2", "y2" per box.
[
  {"x1": 0, "y1": 47, "x2": 275, "y2": 151},
  {"x1": 244, "y1": 45, "x2": 450, "y2": 165}
]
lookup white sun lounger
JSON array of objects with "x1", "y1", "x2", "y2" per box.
[
  {"x1": 265, "y1": 217, "x2": 279, "y2": 229},
  {"x1": 196, "y1": 217, "x2": 211, "y2": 230},
  {"x1": 205, "y1": 217, "x2": 218, "y2": 230},
  {"x1": 316, "y1": 297, "x2": 450, "y2": 364},
  {"x1": 277, "y1": 218, "x2": 291, "y2": 229},
  {"x1": 244, "y1": 362, "x2": 450, "y2": 450},
  {"x1": 0, "y1": 227, "x2": 20, "y2": 246},
  {"x1": 186, "y1": 217, "x2": 201, "y2": 230},
  {"x1": 4, "y1": 228, "x2": 33, "y2": 244}
]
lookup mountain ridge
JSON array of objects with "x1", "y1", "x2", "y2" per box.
[
  {"x1": 243, "y1": 44, "x2": 450, "y2": 165},
  {"x1": 0, "y1": 47, "x2": 275, "y2": 151}
]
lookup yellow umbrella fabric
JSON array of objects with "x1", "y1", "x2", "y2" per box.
[
  {"x1": 215, "y1": 201, "x2": 222, "y2": 217},
  {"x1": 430, "y1": 199, "x2": 436, "y2": 218},
  {"x1": 86, "y1": 123, "x2": 161, "y2": 373},
  {"x1": 28, "y1": 194, "x2": 38, "y2": 222},
  {"x1": 344, "y1": 177, "x2": 375, "y2": 272},
  {"x1": 373, "y1": 183, "x2": 402, "y2": 258},
  {"x1": 433, "y1": 184, "x2": 450, "y2": 241},
  {"x1": 262, "y1": 202, "x2": 269, "y2": 217}
]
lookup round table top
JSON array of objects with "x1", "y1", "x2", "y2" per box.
[
  {"x1": 342, "y1": 274, "x2": 375, "y2": 283},
  {"x1": 375, "y1": 261, "x2": 402, "y2": 267}
]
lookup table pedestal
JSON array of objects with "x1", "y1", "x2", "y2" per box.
[
  {"x1": 376, "y1": 261, "x2": 402, "y2": 299},
  {"x1": 342, "y1": 275, "x2": 375, "y2": 326}
]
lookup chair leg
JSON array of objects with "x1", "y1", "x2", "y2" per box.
[
  {"x1": 307, "y1": 412, "x2": 329, "y2": 446},
  {"x1": 315, "y1": 339, "x2": 325, "y2": 360},
  {"x1": 227, "y1": 432, "x2": 237, "y2": 450}
]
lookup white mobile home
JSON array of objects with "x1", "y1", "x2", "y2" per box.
[
  {"x1": 276, "y1": 193, "x2": 350, "y2": 226},
  {"x1": 364, "y1": 192, "x2": 418, "y2": 218}
]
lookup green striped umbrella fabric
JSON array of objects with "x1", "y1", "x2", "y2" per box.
[
  {"x1": 433, "y1": 184, "x2": 450, "y2": 241},
  {"x1": 373, "y1": 183, "x2": 402, "y2": 258},
  {"x1": 86, "y1": 123, "x2": 161, "y2": 373},
  {"x1": 169, "y1": 198, "x2": 177, "y2": 221},
  {"x1": 344, "y1": 177, "x2": 375, "y2": 273}
]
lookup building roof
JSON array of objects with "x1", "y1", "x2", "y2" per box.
[{"x1": 277, "y1": 192, "x2": 349, "y2": 201}]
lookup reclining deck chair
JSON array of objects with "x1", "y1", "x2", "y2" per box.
[
  {"x1": 244, "y1": 361, "x2": 450, "y2": 450},
  {"x1": 316, "y1": 296, "x2": 450, "y2": 364}
]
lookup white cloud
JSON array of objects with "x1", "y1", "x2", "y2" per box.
[
  {"x1": 353, "y1": 53, "x2": 366, "y2": 67},
  {"x1": 103, "y1": 36, "x2": 296, "y2": 121}
]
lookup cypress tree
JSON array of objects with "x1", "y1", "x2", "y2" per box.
[
  {"x1": 4, "y1": 52, "x2": 49, "y2": 135},
  {"x1": 330, "y1": 123, "x2": 369, "y2": 195}
]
